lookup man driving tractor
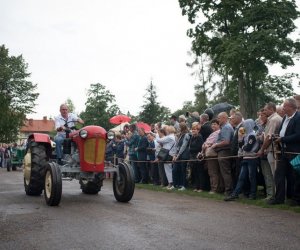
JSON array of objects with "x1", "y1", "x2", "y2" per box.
[{"x1": 54, "y1": 104, "x2": 84, "y2": 165}]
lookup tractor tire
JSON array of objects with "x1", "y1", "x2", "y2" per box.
[
  {"x1": 113, "y1": 162, "x2": 135, "y2": 202},
  {"x1": 80, "y1": 175, "x2": 102, "y2": 195},
  {"x1": 24, "y1": 142, "x2": 48, "y2": 196},
  {"x1": 44, "y1": 162, "x2": 62, "y2": 206}
]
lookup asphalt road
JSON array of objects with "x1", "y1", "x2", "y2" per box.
[{"x1": 0, "y1": 168, "x2": 300, "y2": 250}]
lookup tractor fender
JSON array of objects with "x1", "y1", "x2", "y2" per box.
[{"x1": 28, "y1": 133, "x2": 52, "y2": 144}]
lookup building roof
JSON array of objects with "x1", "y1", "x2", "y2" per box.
[{"x1": 20, "y1": 117, "x2": 55, "y2": 133}]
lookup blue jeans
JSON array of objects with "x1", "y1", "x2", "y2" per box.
[
  {"x1": 233, "y1": 159, "x2": 257, "y2": 198},
  {"x1": 55, "y1": 133, "x2": 66, "y2": 159},
  {"x1": 129, "y1": 154, "x2": 140, "y2": 183},
  {"x1": 172, "y1": 161, "x2": 187, "y2": 188}
]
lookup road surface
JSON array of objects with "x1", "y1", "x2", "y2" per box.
[{"x1": 0, "y1": 168, "x2": 299, "y2": 250}]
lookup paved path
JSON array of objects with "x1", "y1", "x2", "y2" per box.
[{"x1": 0, "y1": 168, "x2": 299, "y2": 250}]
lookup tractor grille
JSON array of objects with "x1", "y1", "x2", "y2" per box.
[{"x1": 84, "y1": 138, "x2": 105, "y2": 164}]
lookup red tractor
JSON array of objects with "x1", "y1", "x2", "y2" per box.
[{"x1": 23, "y1": 124, "x2": 135, "y2": 206}]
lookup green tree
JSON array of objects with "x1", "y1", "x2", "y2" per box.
[
  {"x1": 80, "y1": 83, "x2": 119, "y2": 130},
  {"x1": 65, "y1": 98, "x2": 75, "y2": 113},
  {"x1": 138, "y1": 81, "x2": 171, "y2": 124},
  {"x1": 187, "y1": 53, "x2": 211, "y2": 113},
  {"x1": 179, "y1": 0, "x2": 300, "y2": 118},
  {"x1": 0, "y1": 45, "x2": 39, "y2": 142}
]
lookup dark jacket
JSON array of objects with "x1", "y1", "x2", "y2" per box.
[
  {"x1": 231, "y1": 123, "x2": 244, "y2": 155},
  {"x1": 113, "y1": 140, "x2": 125, "y2": 159},
  {"x1": 176, "y1": 133, "x2": 191, "y2": 160},
  {"x1": 200, "y1": 122, "x2": 212, "y2": 142},
  {"x1": 136, "y1": 135, "x2": 148, "y2": 161},
  {"x1": 279, "y1": 111, "x2": 300, "y2": 153},
  {"x1": 189, "y1": 134, "x2": 204, "y2": 158},
  {"x1": 147, "y1": 141, "x2": 156, "y2": 161}
]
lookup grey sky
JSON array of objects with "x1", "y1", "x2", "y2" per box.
[{"x1": 1, "y1": 0, "x2": 299, "y2": 119}]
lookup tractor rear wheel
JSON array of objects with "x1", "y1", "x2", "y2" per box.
[
  {"x1": 80, "y1": 175, "x2": 102, "y2": 194},
  {"x1": 24, "y1": 142, "x2": 48, "y2": 196},
  {"x1": 44, "y1": 162, "x2": 62, "y2": 206},
  {"x1": 113, "y1": 162, "x2": 135, "y2": 202}
]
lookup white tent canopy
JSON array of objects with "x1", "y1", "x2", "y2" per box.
[{"x1": 110, "y1": 122, "x2": 130, "y2": 132}]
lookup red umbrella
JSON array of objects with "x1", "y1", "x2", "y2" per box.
[
  {"x1": 136, "y1": 122, "x2": 151, "y2": 133},
  {"x1": 109, "y1": 115, "x2": 131, "y2": 125}
]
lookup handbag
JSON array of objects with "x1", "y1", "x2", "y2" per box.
[
  {"x1": 290, "y1": 155, "x2": 300, "y2": 174},
  {"x1": 157, "y1": 143, "x2": 175, "y2": 161},
  {"x1": 205, "y1": 147, "x2": 217, "y2": 157}
]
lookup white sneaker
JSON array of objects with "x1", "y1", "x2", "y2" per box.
[
  {"x1": 167, "y1": 185, "x2": 175, "y2": 190},
  {"x1": 178, "y1": 187, "x2": 186, "y2": 191},
  {"x1": 209, "y1": 191, "x2": 216, "y2": 194}
]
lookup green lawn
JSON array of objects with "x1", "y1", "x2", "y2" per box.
[{"x1": 135, "y1": 184, "x2": 300, "y2": 213}]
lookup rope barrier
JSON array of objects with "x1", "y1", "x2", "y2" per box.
[{"x1": 108, "y1": 150, "x2": 300, "y2": 165}]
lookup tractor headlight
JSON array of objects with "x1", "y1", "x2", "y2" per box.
[
  {"x1": 107, "y1": 131, "x2": 115, "y2": 140},
  {"x1": 79, "y1": 129, "x2": 88, "y2": 139}
]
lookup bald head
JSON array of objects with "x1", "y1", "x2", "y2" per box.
[{"x1": 217, "y1": 112, "x2": 228, "y2": 126}]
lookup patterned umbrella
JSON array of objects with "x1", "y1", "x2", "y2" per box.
[{"x1": 109, "y1": 115, "x2": 131, "y2": 125}]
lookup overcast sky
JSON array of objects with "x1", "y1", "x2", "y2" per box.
[{"x1": 1, "y1": 0, "x2": 300, "y2": 119}]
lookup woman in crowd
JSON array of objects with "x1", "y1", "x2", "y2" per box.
[
  {"x1": 172, "y1": 122, "x2": 191, "y2": 191},
  {"x1": 156, "y1": 125, "x2": 177, "y2": 189},
  {"x1": 136, "y1": 127, "x2": 149, "y2": 184},
  {"x1": 201, "y1": 119, "x2": 222, "y2": 194},
  {"x1": 189, "y1": 122, "x2": 205, "y2": 192}
]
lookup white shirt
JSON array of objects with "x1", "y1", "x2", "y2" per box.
[{"x1": 55, "y1": 113, "x2": 79, "y2": 136}]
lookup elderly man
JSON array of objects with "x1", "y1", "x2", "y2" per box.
[
  {"x1": 229, "y1": 111, "x2": 244, "y2": 188},
  {"x1": 211, "y1": 112, "x2": 234, "y2": 195},
  {"x1": 55, "y1": 104, "x2": 84, "y2": 165},
  {"x1": 268, "y1": 98, "x2": 300, "y2": 205},
  {"x1": 257, "y1": 102, "x2": 282, "y2": 176}
]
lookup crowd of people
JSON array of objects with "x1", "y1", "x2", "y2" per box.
[
  {"x1": 0, "y1": 142, "x2": 23, "y2": 169},
  {"x1": 106, "y1": 95, "x2": 300, "y2": 207}
]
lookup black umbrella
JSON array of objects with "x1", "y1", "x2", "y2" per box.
[{"x1": 211, "y1": 102, "x2": 235, "y2": 115}]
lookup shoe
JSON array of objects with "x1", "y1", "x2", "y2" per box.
[
  {"x1": 267, "y1": 199, "x2": 284, "y2": 205},
  {"x1": 178, "y1": 187, "x2": 186, "y2": 191},
  {"x1": 167, "y1": 185, "x2": 175, "y2": 190},
  {"x1": 209, "y1": 191, "x2": 216, "y2": 194},
  {"x1": 224, "y1": 195, "x2": 238, "y2": 201},
  {"x1": 197, "y1": 189, "x2": 203, "y2": 193},
  {"x1": 193, "y1": 189, "x2": 198, "y2": 192},
  {"x1": 57, "y1": 159, "x2": 63, "y2": 166},
  {"x1": 264, "y1": 196, "x2": 273, "y2": 201}
]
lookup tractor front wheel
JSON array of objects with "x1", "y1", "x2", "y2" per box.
[
  {"x1": 113, "y1": 162, "x2": 135, "y2": 202},
  {"x1": 80, "y1": 175, "x2": 102, "y2": 195},
  {"x1": 44, "y1": 162, "x2": 62, "y2": 206}
]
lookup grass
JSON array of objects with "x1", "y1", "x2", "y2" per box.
[{"x1": 135, "y1": 183, "x2": 300, "y2": 213}]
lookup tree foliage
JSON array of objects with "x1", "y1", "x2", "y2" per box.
[
  {"x1": 138, "y1": 81, "x2": 171, "y2": 124},
  {"x1": 80, "y1": 83, "x2": 119, "y2": 130},
  {"x1": 179, "y1": 0, "x2": 300, "y2": 118},
  {"x1": 0, "y1": 45, "x2": 39, "y2": 142},
  {"x1": 65, "y1": 98, "x2": 75, "y2": 113}
]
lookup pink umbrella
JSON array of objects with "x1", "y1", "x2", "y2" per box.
[
  {"x1": 136, "y1": 122, "x2": 151, "y2": 133},
  {"x1": 109, "y1": 115, "x2": 131, "y2": 125}
]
